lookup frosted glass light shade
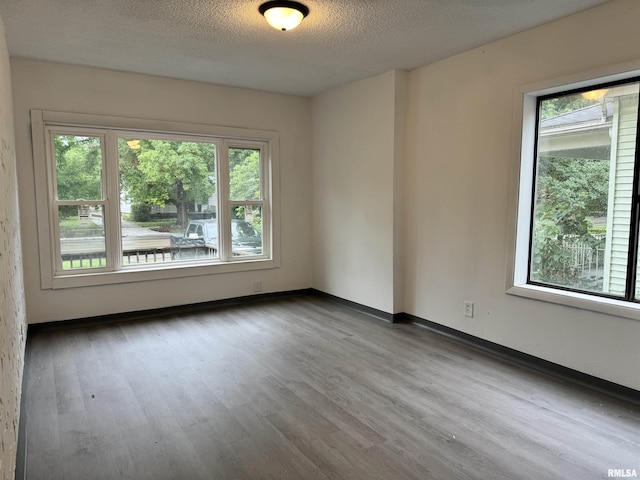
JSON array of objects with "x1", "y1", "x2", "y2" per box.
[
  {"x1": 581, "y1": 89, "x2": 609, "y2": 100},
  {"x1": 259, "y1": 1, "x2": 309, "y2": 31}
]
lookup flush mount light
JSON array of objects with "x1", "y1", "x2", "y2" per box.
[
  {"x1": 581, "y1": 89, "x2": 608, "y2": 100},
  {"x1": 259, "y1": 1, "x2": 309, "y2": 31}
]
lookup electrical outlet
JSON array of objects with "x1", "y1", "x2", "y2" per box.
[
  {"x1": 464, "y1": 301, "x2": 474, "y2": 318},
  {"x1": 253, "y1": 280, "x2": 262, "y2": 293}
]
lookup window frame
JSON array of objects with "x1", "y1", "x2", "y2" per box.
[
  {"x1": 31, "y1": 110, "x2": 280, "y2": 290},
  {"x1": 221, "y1": 140, "x2": 271, "y2": 262},
  {"x1": 48, "y1": 127, "x2": 113, "y2": 276},
  {"x1": 507, "y1": 61, "x2": 640, "y2": 321}
]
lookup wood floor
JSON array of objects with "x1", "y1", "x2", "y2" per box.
[{"x1": 24, "y1": 295, "x2": 640, "y2": 479}]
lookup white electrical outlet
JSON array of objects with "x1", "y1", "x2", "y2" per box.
[
  {"x1": 253, "y1": 280, "x2": 262, "y2": 293},
  {"x1": 464, "y1": 301, "x2": 474, "y2": 318}
]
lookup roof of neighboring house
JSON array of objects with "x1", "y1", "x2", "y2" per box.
[
  {"x1": 538, "y1": 100, "x2": 614, "y2": 160},
  {"x1": 541, "y1": 101, "x2": 613, "y2": 130}
]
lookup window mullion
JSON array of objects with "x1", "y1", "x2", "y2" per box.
[
  {"x1": 219, "y1": 142, "x2": 231, "y2": 261},
  {"x1": 105, "y1": 131, "x2": 122, "y2": 270},
  {"x1": 259, "y1": 143, "x2": 270, "y2": 258},
  {"x1": 51, "y1": 200, "x2": 63, "y2": 274},
  {"x1": 47, "y1": 128, "x2": 64, "y2": 274}
]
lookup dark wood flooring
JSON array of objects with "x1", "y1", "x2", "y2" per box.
[{"x1": 23, "y1": 295, "x2": 640, "y2": 479}]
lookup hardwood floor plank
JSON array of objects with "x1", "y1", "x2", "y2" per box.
[
  {"x1": 57, "y1": 411, "x2": 100, "y2": 480},
  {"x1": 25, "y1": 448, "x2": 65, "y2": 480},
  {"x1": 264, "y1": 414, "x2": 378, "y2": 480},
  {"x1": 228, "y1": 402, "x2": 331, "y2": 480},
  {"x1": 23, "y1": 295, "x2": 640, "y2": 479},
  {"x1": 181, "y1": 420, "x2": 253, "y2": 480},
  {"x1": 82, "y1": 392, "x2": 137, "y2": 480},
  {"x1": 25, "y1": 335, "x2": 61, "y2": 454},
  {"x1": 282, "y1": 379, "x2": 388, "y2": 449}
]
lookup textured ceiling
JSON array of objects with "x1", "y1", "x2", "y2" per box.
[{"x1": 0, "y1": 0, "x2": 610, "y2": 97}]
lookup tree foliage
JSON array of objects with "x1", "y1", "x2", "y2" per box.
[
  {"x1": 54, "y1": 135, "x2": 103, "y2": 218},
  {"x1": 539, "y1": 93, "x2": 595, "y2": 120},
  {"x1": 54, "y1": 137, "x2": 261, "y2": 230},
  {"x1": 228, "y1": 148, "x2": 262, "y2": 233},
  {"x1": 229, "y1": 148, "x2": 260, "y2": 200},
  {"x1": 532, "y1": 90, "x2": 612, "y2": 289},
  {"x1": 531, "y1": 155, "x2": 609, "y2": 286},
  {"x1": 119, "y1": 139, "x2": 216, "y2": 227},
  {"x1": 55, "y1": 135, "x2": 102, "y2": 202}
]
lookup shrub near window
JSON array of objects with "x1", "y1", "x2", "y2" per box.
[{"x1": 130, "y1": 204, "x2": 152, "y2": 222}]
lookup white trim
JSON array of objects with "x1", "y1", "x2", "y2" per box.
[
  {"x1": 106, "y1": 131, "x2": 123, "y2": 270},
  {"x1": 269, "y1": 135, "x2": 281, "y2": 271},
  {"x1": 31, "y1": 110, "x2": 54, "y2": 288},
  {"x1": 507, "y1": 284, "x2": 640, "y2": 321},
  {"x1": 507, "y1": 63, "x2": 640, "y2": 321},
  {"x1": 49, "y1": 258, "x2": 278, "y2": 290},
  {"x1": 32, "y1": 110, "x2": 280, "y2": 289},
  {"x1": 218, "y1": 142, "x2": 231, "y2": 261},
  {"x1": 47, "y1": 126, "x2": 111, "y2": 276},
  {"x1": 225, "y1": 140, "x2": 271, "y2": 263},
  {"x1": 512, "y1": 92, "x2": 538, "y2": 287},
  {"x1": 518, "y1": 59, "x2": 640, "y2": 97},
  {"x1": 40, "y1": 110, "x2": 277, "y2": 141}
]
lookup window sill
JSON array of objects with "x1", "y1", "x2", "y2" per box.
[
  {"x1": 48, "y1": 258, "x2": 278, "y2": 290},
  {"x1": 507, "y1": 284, "x2": 640, "y2": 321}
]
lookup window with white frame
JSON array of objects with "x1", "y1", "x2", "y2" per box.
[
  {"x1": 31, "y1": 111, "x2": 278, "y2": 289},
  {"x1": 512, "y1": 72, "x2": 640, "y2": 312}
]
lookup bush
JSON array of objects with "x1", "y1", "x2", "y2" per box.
[{"x1": 131, "y1": 204, "x2": 152, "y2": 222}]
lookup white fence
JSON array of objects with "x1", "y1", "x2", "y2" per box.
[{"x1": 563, "y1": 238, "x2": 605, "y2": 279}]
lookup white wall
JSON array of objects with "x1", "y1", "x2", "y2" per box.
[
  {"x1": 403, "y1": 0, "x2": 640, "y2": 389},
  {"x1": 311, "y1": 70, "x2": 407, "y2": 314},
  {"x1": 0, "y1": 16, "x2": 27, "y2": 480},
  {"x1": 11, "y1": 59, "x2": 312, "y2": 323},
  {"x1": 9, "y1": 0, "x2": 640, "y2": 392}
]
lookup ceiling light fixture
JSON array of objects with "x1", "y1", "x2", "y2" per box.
[
  {"x1": 259, "y1": 1, "x2": 309, "y2": 31},
  {"x1": 581, "y1": 89, "x2": 608, "y2": 100}
]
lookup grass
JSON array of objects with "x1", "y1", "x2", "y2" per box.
[{"x1": 59, "y1": 217, "x2": 99, "y2": 230}]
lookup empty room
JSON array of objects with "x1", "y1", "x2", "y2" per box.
[{"x1": 1, "y1": 0, "x2": 639, "y2": 479}]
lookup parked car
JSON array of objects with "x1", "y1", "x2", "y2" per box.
[{"x1": 170, "y1": 219, "x2": 262, "y2": 258}]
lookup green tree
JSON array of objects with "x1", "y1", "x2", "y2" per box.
[
  {"x1": 229, "y1": 149, "x2": 260, "y2": 200},
  {"x1": 539, "y1": 93, "x2": 595, "y2": 120},
  {"x1": 119, "y1": 139, "x2": 216, "y2": 227},
  {"x1": 532, "y1": 155, "x2": 609, "y2": 285},
  {"x1": 228, "y1": 148, "x2": 262, "y2": 233},
  {"x1": 55, "y1": 135, "x2": 102, "y2": 217}
]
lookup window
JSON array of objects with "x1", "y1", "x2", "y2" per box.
[
  {"x1": 32, "y1": 111, "x2": 279, "y2": 289},
  {"x1": 511, "y1": 69, "x2": 640, "y2": 316}
]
